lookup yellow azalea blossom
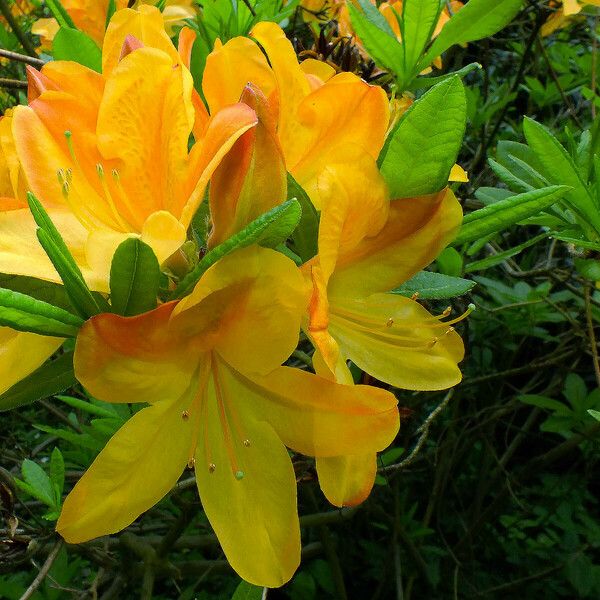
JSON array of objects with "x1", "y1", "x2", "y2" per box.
[
  {"x1": 32, "y1": 0, "x2": 196, "y2": 48},
  {"x1": 57, "y1": 246, "x2": 400, "y2": 587},
  {"x1": 542, "y1": 0, "x2": 600, "y2": 36},
  {"x1": 202, "y1": 22, "x2": 389, "y2": 211},
  {"x1": 1, "y1": 6, "x2": 258, "y2": 291},
  {"x1": 301, "y1": 159, "x2": 465, "y2": 506}
]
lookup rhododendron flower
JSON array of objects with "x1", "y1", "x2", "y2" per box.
[
  {"x1": 542, "y1": 0, "x2": 600, "y2": 36},
  {"x1": 32, "y1": 0, "x2": 196, "y2": 48},
  {"x1": 2, "y1": 7, "x2": 257, "y2": 291},
  {"x1": 57, "y1": 247, "x2": 400, "y2": 587},
  {"x1": 302, "y1": 160, "x2": 465, "y2": 506}
]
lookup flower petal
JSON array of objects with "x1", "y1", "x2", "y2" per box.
[
  {"x1": 0, "y1": 329, "x2": 62, "y2": 395},
  {"x1": 195, "y1": 371, "x2": 300, "y2": 587},
  {"x1": 174, "y1": 247, "x2": 308, "y2": 376},
  {"x1": 202, "y1": 36, "x2": 277, "y2": 114},
  {"x1": 208, "y1": 85, "x2": 286, "y2": 247},
  {"x1": 102, "y1": 5, "x2": 180, "y2": 76},
  {"x1": 225, "y1": 363, "x2": 399, "y2": 458},
  {"x1": 140, "y1": 210, "x2": 187, "y2": 264},
  {"x1": 316, "y1": 454, "x2": 377, "y2": 507},
  {"x1": 74, "y1": 302, "x2": 195, "y2": 404},
  {"x1": 329, "y1": 189, "x2": 463, "y2": 298},
  {"x1": 330, "y1": 293, "x2": 464, "y2": 390},
  {"x1": 57, "y1": 394, "x2": 193, "y2": 543}
]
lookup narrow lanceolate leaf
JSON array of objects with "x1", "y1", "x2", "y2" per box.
[
  {"x1": 347, "y1": 1, "x2": 404, "y2": 77},
  {"x1": 171, "y1": 199, "x2": 302, "y2": 300},
  {"x1": 45, "y1": 0, "x2": 76, "y2": 29},
  {"x1": 523, "y1": 118, "x2": 600, "y2": 237},
  {"x1": 379, "y1": 77, "x2": 466, "y2": 198},
  {"x1": 28, "y1": 193, "x2": 103, "y2": 319},
  {"x1": 392, "y1": 271, "x2": 475, "y2": 300},
  {"x1": 20, "y1": 459, "x2": 55, "y2": 507},
  {"x1": 0, "y1": 288, "x2": 83, "y2": 338},
  {"x1": 36, "y1": 229, "x2": 102, "y2": 319},
  {"x1": 52, "y1": 28, "x2": 102, "y2": 73},
  {"x1": 286, "y1": 173, "x2": 319, "y2": 263},
  {"x1": 402, "y1": 0, "x2": 441, "y2": 79},
  {"x1": 109, "y1": 238, "x2": 160, "y2": 317},
  {"x1": 0, "y1": 351, "x2": 76, "y2": 412},
  {"x1": 410, "y1": 62, "x2": 482, "y2": 91},
  {"x1": 453, "y1": 186, "x2": 569, "y2": 246},
  {"x1": 231, "y1": 581, "x2": 264, "y2": 600},
  {"x1": 418, "y1": 0, "x2": 523, "y2": 71}
]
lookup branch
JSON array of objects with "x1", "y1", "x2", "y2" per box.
[
  {"x1": 19, "y1": 539, "x2": 63, "y2": 600},
  {"x1": 0, "y1": 48, "x2": 44, "y2": 67}
]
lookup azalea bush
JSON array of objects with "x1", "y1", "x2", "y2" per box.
[{"x1": 1, "y1": 0, "x2": 600, "y2": 598}]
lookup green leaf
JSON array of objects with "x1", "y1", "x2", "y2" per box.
[
  {"x1": 55, "y1": 395, "x2": 118, "y2": 419},
  {"x1": 588, "y1": 409, "x2": 600, "y2": 421},
  {"x1": 465, "y1": 232, "x2": 549, "y2": 273},
  {"x1": 105, "y1": 0, "x2": 117, "y2": 30},
  {"x1": 575, "y1": 258, "x2": 600, "y2": 281},
  {"x1": 347, "y1": 1, "x2": 404, "y2": 76},
  {"x1": 402, "y1": 0, "x2": 441, "y2": 80},
  {"x1": 28, "y1": 192, "x2": 103, "y2": 319},
  {"x1": 392, "y1": 271, "x2": 475, "y2": 299},
  {"x1": 518, "y1": 394, "x2": 571, "y2": 414},
  {"x1": 418, "y1": 0, "x2": 523, "y2": 71},
  {"x1": 109, "y1": 238, "x2": 160, "y2": 316},
  {"x1": 379, "y1": 77, "x2": 466, "y2": 198},
  {"x1": 21, "y1": 459, "x2": 55, "y2": 507},
  {"x1": 49, "y1": 447, "x2": 65, "y2": 500},
  {"x1": 45, "y1": 0, "x2": 76, "y2": 29},
  {"x1": 171, "y1": 199, "x2": 302, "y2": 300},
  {"x1": 523, "y1": 118, "x2": 600, "y2": 236},
  {"x1": 52, "y1": 28, "x2": 102, "y2": 72},
  {"x1": 436, "y1": 247, "x2": 463, "y2": 277},
  {"x1": 0, "y1": 288, "x2": 83, "y2": 338},
  {"x1": 409, "y1": 62, "x2": 482, "y2": 91},
  {"x1": 0, "y1": 351, "x2": 76, "y2": 412},
  {"x1": 231, "y1": 581, "x2": 264, "y2": 600},
  {"x1": 286, "y1": 173, "x2": 319, "y2": 263},
  {"x1": 453, "y1": 186, "x2": 569, "y2": 246}
]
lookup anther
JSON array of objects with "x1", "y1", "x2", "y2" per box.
[
  {"x1": 386, "y1": 318, "x2": 394, "y2": 328},
  {"x1": 235, "y1": 470, "x2": 245, "y2": 480},
  {"x1": 243, "y1": 439, "x2": 251, "y2": 447},
  {"x1": 411, "y1": 292, "x2": 420, "y2": 300},
  {"x1": 208, "y1": 463, "x2": 216, "y2": 474},
  {"x1": 61, "y1": 181, "x2": 70, "y2": 198},
  {"x1": 96, "y1": 163, "x2": 104, "y2": 179},
  {"x1": 187, "y1": 457, "x2": 195, "y2": 469},
  {"x1": 181, "y1": 410, "x2": 189, "y2": 421},
  {"x1": 442, "y1": 307, "x2": 452, "y2": 317},
  {"x1": 111, "y1": 168, "x2": 120, "y2": 182},
  {"x1": 428, "y1": 337, "x2": 439, "y2": 349}
]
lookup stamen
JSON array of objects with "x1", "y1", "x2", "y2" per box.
[
  {"x1": 411, "y1": 292, "x2": 420, "y2": 301},
  {"x1": 243, "y1": 439, "x2": 251, "y2": 447},
  {"x1": 95, "y1": 163, "x2": 133, "y2": 232},
  {"x1": 235, "y1": 470, "x2": 245, "y2": 480},
  {"x1": 181, "y1": 410, "x2": 189, "y2": 420},
  {"x1": 64, "y1": 130, "x2": 76, "y2": 162},
  {"x1": 208, "y1": 463, "x2": 216, "y2": 474},
  {"x1": 386, "y1": 318, "x2": 394, "y2": 328},
  {"x1": 187, "y1": 457, "x2": 195, "y2": 469}
]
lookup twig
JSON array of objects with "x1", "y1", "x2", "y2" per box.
[
  {"x1": 0, "y1": 0, "x2": 37, "y2": 56},
  {"x1": 0, "y1": 78, "x2": 27, "y2": 90},
  {"x1": 19, "y1": 539, "x2": 63, "y2": 600},
  {"x1": 593, "y1": 15, "x2": 598, "y2": 119},
  {"x1": 0, "y1": 48, "x2": 44, "y2": 67},
  {"x1": 585, "y1": 286, "x2": 600, "y2": 388},
  {"x1": 240, "y1": 0, "x2": 257, "y2": 17},
  {"x1": 380, "y1": 390, "x2": 454, "y2": 473}
]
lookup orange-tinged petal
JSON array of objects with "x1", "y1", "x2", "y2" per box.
[
  {"x1": 177, "y1": 26, "x2": 196, "y2": 69},
  {"x1": 0, "y1": 329, "x2": 62, "y2": 395},
  {"x1": 31, "y1": 18, "x2": 60, "y2": 51},
  {"x1": 96, "y1": 47, "x2": 195, "y2": 229},
  {"x1": 290, "y1": 73, "x2": 389, "y2": 192},
  {"x1": 195, "y1": 368, "x2": 300, "y2": 587},
  {"x1": 208, "y1": 85, "x2": 286, "y2": 247},
  {"x1": 0, "y1": 207, "x2": 92, "y2": 287},
  {"x1": 316, "y1": 453, "x2": 377, "y2": 507},
  {"x1": 299, "y1": 58, "x2": 336, "y2": 88},
  {"x1": 202, "y1": 36, "x2": 277, "y2": 113},
  {"x1": 140, "y1": 210, "x2": 187, "y2": 264},
  {"x1": 179, "y1": 103, "x2": 258, "y2": 229},
  {"x1": 57, "y1": 393, "x2": 193, "y2": 543},
  {"x1": 330, "y1": 293, "x2": 464, "y2": 390},
  {"x1": 221, "y1": 362, "x2": 399, "y2": 458},
  {"x1": 314, "y1": 155, "x2": 389, "y2": 281},
  {"x1": 74, "y1": 303, "x2": 196, "y2": 404},
  {"x1": 102, "y1": 5, "x2": 180, "y2": 76},
  {"x1": 250, "y1": 22, "x2": 312, "y2": 168},
  {"x1": 174, "y1": 247, "x2": 308, "y2": 376},
  {"x1": 329, "y1": 189, "x2": 463, "y2": 298}
]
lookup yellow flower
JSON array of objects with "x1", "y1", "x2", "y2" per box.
[
  {"x1": 542, "y1": 0, "x2": 600, "y2": 36},
  {"x1": 302, "y1": 160, "x2": 465, "y2": 506},
  {"x1": 201, "y1": 22, "x2": 389, "y2": 212},
  {"x1": 57, "y1": 246, "x2": 400, "y2": 587},
  {"x1": 1, "y1": 6, "x2": 257, "y2": 291},
  {"x1": 32, "y1": 0, "x2": 197, "y2": 47}
]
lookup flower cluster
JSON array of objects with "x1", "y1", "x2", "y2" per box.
[{"x1": 0, "y1": 5, "x2": 466, "y2": 587}]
